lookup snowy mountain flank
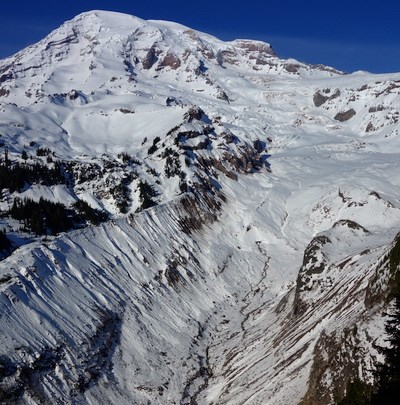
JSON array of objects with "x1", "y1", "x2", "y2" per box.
[{"x1": 1, "y1": 10, "x2": 400, "y2": 404}]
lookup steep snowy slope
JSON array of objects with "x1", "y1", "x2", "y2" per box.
[{"x1": 1, "y1": 10, "x2": 400, "y2": 404}]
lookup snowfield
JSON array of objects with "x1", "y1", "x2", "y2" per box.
[{"x1": 0, "y1": 10, "x2": 400, "y2": 404}]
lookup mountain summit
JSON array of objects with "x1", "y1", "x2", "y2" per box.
[
  {"x1": 0, "y1": 10, "x2": 341, "y2": 107},
  {"x1": 0, "y1": 10, "x2": 400, "y2": 405}
]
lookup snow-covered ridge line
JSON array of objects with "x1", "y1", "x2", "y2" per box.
[{"x1": 0, "y1": 9, "x2": 342, "y2": 109}]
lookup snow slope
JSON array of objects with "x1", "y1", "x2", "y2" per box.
[{"x1": 1, "y1": 10, "x2": 400, "y2": 404}]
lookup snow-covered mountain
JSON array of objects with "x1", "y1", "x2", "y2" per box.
[{"x1": 1, "y1": 10, "x2": 400, "y2": 404}]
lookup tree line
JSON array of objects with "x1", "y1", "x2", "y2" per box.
[
  {"x1": 8, "y1": 197, "x2": 108, "y2": 236},
  {"x1": 0, "y1": 161, "x2": 66, "y2": 193}
]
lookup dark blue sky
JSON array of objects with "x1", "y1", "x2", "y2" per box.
[{"x1": 1, "y1": 1, "x2": 399, "y2": 73}]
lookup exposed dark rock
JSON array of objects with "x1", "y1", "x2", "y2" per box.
[
  {"x1": 334, "y1": 109, "x2": 356, "y2": 122},
  {"x1": 233, "y1": 40, "x2": 275, "y2": 56},
  {"x1": 313, "y1": 89, "x2": 341, "y2": 107},
  {"x1": 369, "y1": 105, "x2": 386, "y2": 113},
  {"x1": 123, "y1": 59, "x2": 136, "y2": 77},
  {"x1": 0, "y1": 88, "x2": 9, "y2": 97},
  {"x1": 313, "y1": 92, "x2": 329, "y2": 107},
  {"x1": 0, "y1": 64, "x2": 12, "y2": 75},
  {"x1": 142, "y1": 47, "x2": 159, "y2": 70},
  {"x1": 332, "y1": 219, "x2": 370, "y2": 234},
  {"x1": 253, "y1": 139, "x2": 266, "y2": 153},
  {"x1": 255, "y1": 57, "x2": 269, "y2": 65},
  {"x1": 166, "y1": 96, "x2": 181, "y2": 106},
  {"x1": 217, "y1": 49, "x2": 238, "y2": 67},
  {"x1": 284, "y1": 63, "x2": 300, "y2": 73},
  {"x1": 293, "y1": 235, "x2": 331, "y2": 315},
  {"x1": 375, "y1": 81, "x2": 400, "y2": 97},
  {"x1": 44, "y1": 31, "x2": 78, "y2": 51},
  {"x1": 68, "y1": 89, "x2": 80, "y2": 100},
  {"x1": 300, "y1": 328, "x2": 365, "y2": 405},
  {"x1": 182, "y1": 31, "x2": 216, "y2": 61},
  {"x1": 364, "y1": 250, "x2": 390, "y2": 309},
  {"x1": 365, "y1": 122, "x2": 376, "y2": 132},
  {"x1": 212, "y1": 159, "x2": 238, "y2": 180},
  {"x1": 184, "y1": 106, "x2": 205, "y2": 122},
  {"x1": 73, "y1": 308, "x2": 122, "y2": 393},
  {"x1": 216, "y1": 89, "x2": 230, "y2": 102},
  {"x1": 157, "y1": 53, "x2": 181, "y2": 70},
  {"x1": 311, "y1": 64, "x2": 346, "y2": 75},
  {"x1": 176, "y1": 193, "x2": 221, "y2": 236},
  {"x1": 0, "y1": 306, "x2": 122, "y2": 403},
  {"x1": 302, "y1": 235, "x2": 331, "y2": 275},
  {"x1": 118, "y1": 108, "x2": 135, "y2": 114},
  {"x1": 0, "y1": 73, "x2": 14, "y2": 83},
  {"x1": 0, "y1": 348, "x2": 63, "y2": 404},
  {"x1": 194, "y1": 60, "x2": 208, "y2": 76},
  {"x1": 221, "y1": 132, "x2": 239, "y2": 144},
  {"x1": 164, "y1": 262, "x2": 184, "y2": 287}
]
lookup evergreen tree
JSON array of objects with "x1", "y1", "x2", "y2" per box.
[
  {"x1": 338, "y1": 378, "x2": 372, "y2": 405},
  {"x1": 30, "y1": 208, "x2": 44, "y2": 236},
  {"x1": 138, "y1": 180, "x2": 157, "y2": 210},
  {"x1": 371, "y1": 241, "x2": 400, "y2": 404},
  {"x1": 73, "y1": 200, "x2": 108, "y2": 225},
  {"x1": 0, "y1": 161, "x2": 66, "y2": 193},
  {"x1": 372, "y1": 294, "x2": 400, "y2": 404},
  {"x1": 0, "y1": 230, "x2": 11, "y2": 251},
  {"x1": 9, "y1": 197, "x2": 72, "y2": 236}
]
